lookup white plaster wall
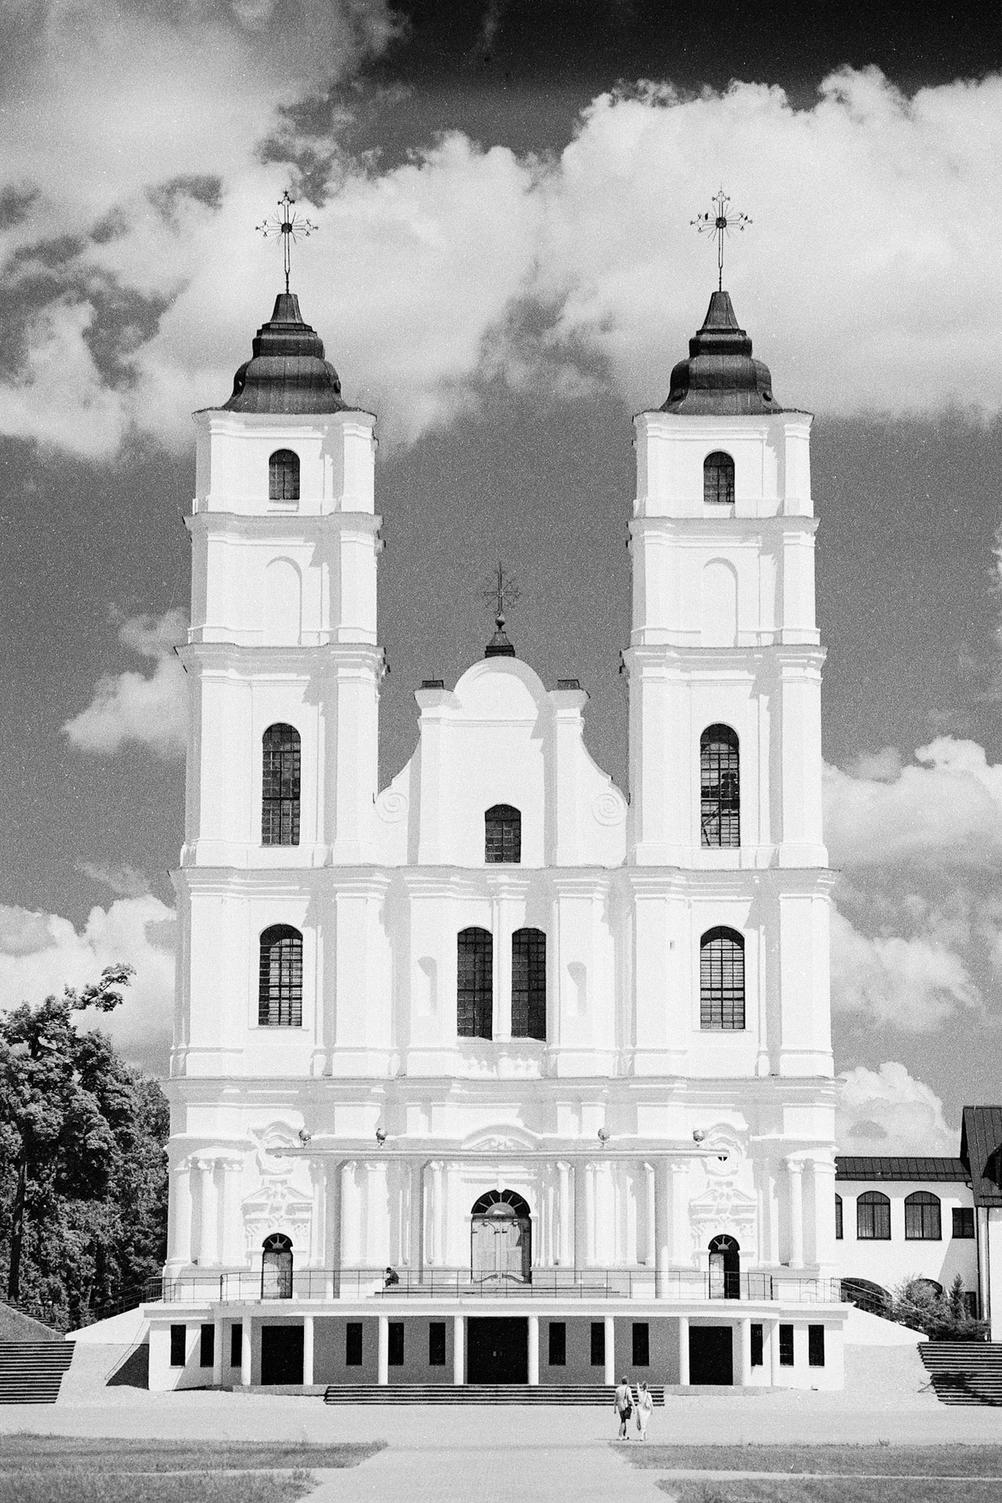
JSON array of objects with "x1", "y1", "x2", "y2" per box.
[{"x1": 836, "y1": 1181, "x2": 979, "y2": 1298}]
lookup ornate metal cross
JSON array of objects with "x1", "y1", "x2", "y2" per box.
[
  {"x1": 691, "y1": 188, "x2": 751, "y2": 292},
  {"x1": 482, "y1": 561, "x2": 519, "y2": 629},
  {"x1": 256, "y1": 190, "x2": 317, "y2": 294}
]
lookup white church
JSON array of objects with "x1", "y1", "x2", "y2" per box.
[{"x1": 143, "y1": 265, "x2": 849, "y2": 1393}]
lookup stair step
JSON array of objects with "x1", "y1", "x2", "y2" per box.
[
  {"x1": 0, "y1": 1342, "x2": 74, "y2": 1404},
  {"x1": 918, "y1": 1343, "x2": 1002, "y2": 1408},
  {"x1": 324, "y1": 1384, "x2": 665, "y2": 1405}
]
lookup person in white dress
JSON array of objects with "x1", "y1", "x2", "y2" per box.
[{"x1": 635, "y1": 1380, "x2": 654, "y2": 1440}]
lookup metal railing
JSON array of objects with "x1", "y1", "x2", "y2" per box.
[{"x1": 148, "y1": 1267, "x2": 842, "y2": 1306}]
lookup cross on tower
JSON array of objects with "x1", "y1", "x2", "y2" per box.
[
  {"x1": 256, "y1": 190, "x2": 317, "y2": 294},
  {"x1": 690, "y1": 188, "x2": 751, "y2": 292},
  {"x1": 482, "y1": 561, "x2": 519, "y2": 631}
]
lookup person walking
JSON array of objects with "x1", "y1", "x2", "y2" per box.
[
  {"x1": 613, "y1": 1375, "x2": 633, "y2": 1439},
  {"x1": 634, "y1": 1380, "x2": 653, "y2": 1441}
]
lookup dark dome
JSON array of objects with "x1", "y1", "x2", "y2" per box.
[
  {"x1": 662, "y1": 291, "x2": 781, "y2": 416},
  {"x1": 222, "y1": 292, "x2": 347, "y2": 414}
]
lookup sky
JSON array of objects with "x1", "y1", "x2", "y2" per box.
[{"x1": 3, "y1": 0, "x2": 1002, "y2": 1159}]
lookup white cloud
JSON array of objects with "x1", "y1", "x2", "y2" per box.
[
  {"x1": 63, "y1": 608, "x2": 188, "y2": 759},
  {"x1": 837, "y1": 1061, "x2": 958, "y2": 1156},
  {"x1": 76, "y1": 862, "x2": 151, "y2": 899},
  {"x1": 6, "y1": 53, "x2": 1002, "y2": 456},
  {"x1": 830, "y1": 907, "x2": 980, "y2": 1033},
  {"x1": 824, "y1": 737, "x2": 1002, "y2": 869},
  {"x1": 0, "y1": 895, "x2": 176, "y2": 1074}
]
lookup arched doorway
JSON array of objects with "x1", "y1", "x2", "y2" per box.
[
  {"x1": 261, "y1": 1233, "x2": 293, "y2": 1299},
  {"x1": 471, "y1": 1191, "x2": 531, "y2": 1284},
  {"x1": 708, "y1": 1234, "x2": 740, "y2": 1299}
]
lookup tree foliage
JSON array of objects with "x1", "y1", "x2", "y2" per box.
[
  {"x1": 889, "y1": 1274, "x2": 988, "y2": 1341},
  {"x1": 0, "y1": 965, "x2": 169, "y2": 1329}
]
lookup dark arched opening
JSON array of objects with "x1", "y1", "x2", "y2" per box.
[
  {"x1": 703, "y1": 451, "x2": 735, "y2": 505},
  {"x1": 708, "y1": 1233, "x2": 740, "y2": 1299},
  {"x1": 261, "y1": 1233, "x2": 293, "y2": 1299},
  {"x1": 471, "y1": 1190, "x2": 531, "y2": 1284},
  {"x1": 269, "y1": 449, "x2": 300, "y2": 501}
]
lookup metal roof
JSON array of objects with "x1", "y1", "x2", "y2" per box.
[
  {"x1": 661, "y1": 290, "x2": 783, "y2": 417},
  {"x1": 835, "y1": 1156, "x2": 969, "y2": 1183},
  {"x1": 219, "y1": 292, "x2": 348, "y2": 415},
  {"x1": 960, "y1": 1107, "x2": 1002, "y2": 1206}
]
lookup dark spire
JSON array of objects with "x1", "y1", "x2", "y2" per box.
[
  {"x1": 485, "y1": 612, "x2": 516, "y2": 658},
  {"x1": 661, "y1": 290, "x2": 780, "y2": 416},
  {"x1": 483, "y1": 562, "x2": 519, "y2": 658},
  {"x1": 221, "y1": 292, "x2": 348, "y2": 414}
]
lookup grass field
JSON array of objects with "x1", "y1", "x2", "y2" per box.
[
  {"x1": 0, "y1": 1434, "x2": 386, "y2": 1503},
  {"x1": 620, "y1": 1443, "x2": 1002, "y2": 1503}
]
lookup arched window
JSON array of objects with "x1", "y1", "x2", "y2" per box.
[
  {"x1": 262, "y1": 724, "x2": 301, "y2": 846},
  {"x1": 458, "y1": 927, "x2": 492, "y2": 1039},
  {"x1": 857, "y1": 1191, "x2": 891, "y2": 1240},
  {"x1": 269, "y1": 449, "x2": 300, "y2": 501},
  {"x1": 835, "y1": 1194, "x2": 843, "y2": 1240},
  {"x1": 704, "y1": 451, "x2": 735, "y2": 505},
  {"x1": 470, "y1": 1191, "x2": 531, "y2": 1284},
  {"x1": 904, "y1": 1191, "x2": 942, "y2": 1240},
  {"x1": 708, "y1": 1233, "x2": 741, "y2": 1299},
  {"x1": 512, "y1": 928, "x2": 546, "y2": 1040},
  {"x1": 261, "y1": 1233, "x2": 293, "y2": 1298},
  {"x1": 485, "y1": 804, "x2": 520, "y2": 864},
  {"x1": 699, "y1": 927, "x2": 745, "y2": 1029},
  {"x1": 700, "y1": 725, "x2": 740, "y2": 847},
  {"x1": 258, "y1": 925, "x2": 303, "y2": 1027}
]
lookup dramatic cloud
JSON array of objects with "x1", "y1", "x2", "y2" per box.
[
  {"x1": 830, "y1": 908, "x2": 980, "y2": 1033},
  {"x1": 5, "y1": 48, "x2": 1002, "y2": 455},
  {"x1": 837, "y1": 1061, "x2": 958, "y2": 1156},
  {"x1": 0, "y1": 894, "x2": 176, "y2": 1073},
  {"x1": 63, "y1": 608, "x2": 188, "y2": 758}
]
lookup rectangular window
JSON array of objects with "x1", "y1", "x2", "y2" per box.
[
  {"x1": 953, "y1": 1207, "x2": 975, "y2": 1239},
  {"x1": 548, "y1": 1322, "x2": 566, "y2": 1367},
  {"x1": 230, "y1": 1324, "x2": 243, "y2": 1369},
  {"x1": 808, "y1": 1325, "x2": 825, "y2": 1367},
  {"x1": 388, "y1": 1322, "x2": 404, "y2": 1367},
  {"x1": 345, "y1": 1322, "x2": 363, "y2": 1367},
  {"x1": 199, "y1": 1323, "x2": 214, "y2": 1369},
  {"x1": 169, "y1": 1324, "x2": 186, "y2": 1368},
  {"x1": 590, "y1": 1321, "x2": 605, "y2": 1367},
  {"x1": 429, "y1": 1322, "x2": 446, "y2": 1367},
  {"x1": 779, "y1": 1324, "x2": 794, "y2": 1367},
  {"x1": 835, "y1": 1196, "x2": 843, "y2": 1240},
  {"x1": 750, "y1": 1324, "x2": 764, "y2": 1368},
  {"x1": 857, "y1": 1197, "x2": 891, "y2": 1240},
  {"x1": 632, "y1": 1323, "x2": 650, "y2": 1367}
]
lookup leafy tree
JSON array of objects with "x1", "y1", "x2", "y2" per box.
[
  {"x1": 889, "y1": 1274, "x2": 988, "y2": 1341},
  {"x1": 0, "y1": 965, "x2": 169, "y2": 1327}
]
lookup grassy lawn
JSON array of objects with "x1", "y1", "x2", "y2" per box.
[
  {"x1": 657, "y1": 1484, "x2": 1002, "y2": 1503},
  {"x1": 622, "y1": 1444, "x2": 1002, "y2": 1476},
  {"x1": 0, "y1": 1435, "x2": 387, "y2": 1503}
]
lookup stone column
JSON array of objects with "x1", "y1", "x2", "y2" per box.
[
  {"x1": 585, "y1": 1163, "x2": 597, "y2": 1266},
  {"x1": 603, "y1": 1314, "x2": 615, "y2": 1386},
  {"x1": 340, "y1": 1161, "x2": 359, "y2": 1270},
  {"x1": 212, "y1": 1318, "x2": 224, "y2": 1387},
  {"x1": 769, "y1": 1319, "x2": 780, "y2": 1386},
  {"x1": 738, "y1": 1318, "x2": 752, "y2": 1387},
  {"x1": 377, "y1": 1315, "x2": 389, "y2": 1385},
  {"x1": 197, "y1": 1158, "x2": 219, "y2": 1266},
  {"x1": 787, "y1": 1159, "x2": 804, "y2": 1269},
  {"x1": 655, "y1": 1161, "x2": 671, "y2": 1297},
  {"x1": 218, "y1": 1158, "x2": 244, "y2": 1268},
  {"x1": 309, "y1": 1160, "x2": 326, "y2": 1267},
  {"x1": 430, "y1": 1161, "x2": 444, "y2": 1266},
  {"x1": 528, "y1": 1314, "x2": 539, "y2": 1385},
  {"x1": 677, "y1": 1315, "x2": 689, "y2": 1385},
  {"x1": 557, "y1": 1161, "x2": 573, "y2": 1267},
  {"x1": 453, "y1": 1314, "x2": 465, "y2": 1384},
  {"x1": 240, "y1": 1316, "x2": 253, "y2": 1387},
  {"x1": 303, "y1": 1315, "x2": 315, "y2": 1385},
  {"x1": 643, "y1": 1162, "x2": 656, "y2": 1268},
  {"x1": 170, "y1": 1161, "x2": 192, "y2": 1266}
]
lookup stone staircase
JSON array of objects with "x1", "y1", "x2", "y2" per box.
[
  {"x1": 918, "y1": 1342, "x2": 1002, "y2": 1405},
  {"x1": 0, "y1": 1342, "x2": 74, "y2": 1403},
  {"x1": 324, "y1": 1383, "x2": 664, "y2": 1405}
]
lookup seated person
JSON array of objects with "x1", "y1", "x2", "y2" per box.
[{"x1": 384, "y1": 1266, "x2": 399, "y2": 1287}]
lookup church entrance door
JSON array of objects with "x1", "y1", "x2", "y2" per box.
[
  {"x1": 467, "y1": 1318, "x2": 528, "y2": 1384},
  {"x1": 470, "y1": 1191, "x2": 531, "y2": 1285},
  {"x1": 688, "y1": 1326, "x2": 733, "y2": 1385},
  {"x1": 259, "y1": 1324, "x2": 304, "y2": 1385}
]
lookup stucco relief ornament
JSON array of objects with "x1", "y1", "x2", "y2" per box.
[
  {"x1": 687, "y1": 1180, "x2": 759, "y2": 1264},
  {"x1": 375, "y1": 788, "x2": 408, "y2": 822},
  {"x1": 592, "y1": 788, "x2": 627, "y2": 826}
]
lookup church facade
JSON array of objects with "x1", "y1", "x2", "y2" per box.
[{"x1": 146, "y1": 281, "x2": 845, "y2": 1391}]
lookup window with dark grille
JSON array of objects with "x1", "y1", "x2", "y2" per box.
[
  {"x1": 750, "y1": 1324, "x2": 764, "y2": 1367},
  {"x1": 485, "y1": 804, "x2": 521, "y2": 863},
  {"x1": 835, "y1": 1194, "x2": 843, "y2": 1240},
  {"x1": 262, "y1": 724, "x2": 301, "y2": 846},
  {"x1": 346, "y1": 1322, "x2": 363, "y2": 1366},
  {"x1": 457, "y1": 927, "x2": 493, "y2": 1039},
  {"x1": 429, "y1": 1322, "x2": 446, "y2": 1366},
  {"x1": 808, "y1": 1325, "x2": 825, "y2": 1367},
  {"x1": 258, "y1": 925, "x2": 303, "y2": 1026},
  {"x1": 778, "y1": 1324, "x2": 794, "y2": 1366},
  {"x1": 230, "y1": 1324, "x2": 243, "y2": 1369},
  {"x1": 953, "y1": 1207, "x2": 975, "y2": 1239},
  {"x1": 704, "y1": 451, "x2": 735, "y2": 505},
  {"x1": 548, "y1": 1322, "x2": 566, "y2": 1366},
  {"x1": 199, "y1": 1323, "x2": 214, "y2": 1368},
  {"x1": 388, "y1": 1322, "x2": 404, "y2": 1366},
  {"x1": 170, "y1": 1324, "x2": 186, "y2": 1367},
  {"x1": 590, "y1": 1321, "x2": 605, "y2": 1367},
  {"x1": 700, "y1": 724, "x2": 740, "y2": 847},
  {"x1": 511, "y1": 928, "x2": 546, "y2": 1039},
  {"x1": 632, "y1": 1323, "x2": 650, "y2": 1367},
  {"x1": 904, "y1": 1191, "x2": 941, "y2": 1240},
  {"x1": 700, "y1": 927, "x2": 745, "y2": 1029},
  {"x1": 856, "y1": 1191, "x2": 891, "y2": 1240},
  {"x1": 269, "y1": 449, "x2": 300, "y2": 501}
]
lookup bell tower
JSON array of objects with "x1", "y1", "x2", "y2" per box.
[{"x1": 624, "y1": 287, "x2": 834, "y2": 1083}]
